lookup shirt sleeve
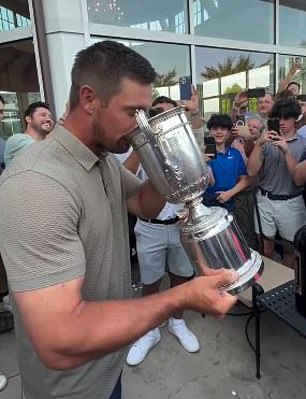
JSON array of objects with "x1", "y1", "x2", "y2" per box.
[
  {"x1": 236, "y1": 150, "x2": 247, "y2": 176},
  {"x1": 0, "y1": 171, "x2": 86, "y2": 292}
]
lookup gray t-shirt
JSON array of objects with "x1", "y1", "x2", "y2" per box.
[
  {"x1": 0, "y1": 126, "x2": 141, "y2": 399},
  {"x1": 259, "y1": 135, "x2": 306, "y2": 195}
]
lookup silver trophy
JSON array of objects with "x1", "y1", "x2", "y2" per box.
[{"x1": 128, "y1": 106, "x2": 263, "y2": 294}]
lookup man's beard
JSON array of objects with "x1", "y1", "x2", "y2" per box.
[{"x1": 92, "y1": 121, "x2": 130, "y2": 154}]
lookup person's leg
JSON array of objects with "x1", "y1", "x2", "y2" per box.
[
  {"x1": 276, "y1": 196, "x2": 306, "y2": 269},
  {"x1": 282, "y1": 247, "x2": 295, "y2": 269},
  {"x1": 254, "y1": 193, "x2": 277, "y2": 258},
  {"x1": 126, "y1": 221, "x2": 166, "y2": 366},
  {"x1": 234, "y1": 189, "x2": 258, "y2": 250},
  {"x1": 166, "y1": 226, "x2": 199, "y2": 353},
  {"x1": 168, "y1": 272, "x2": 193, "y2": 319},
  {"x1": 263, "y1": 236, "x2": 275, "y2": 259},
  {"x1": 141, "y1": 278, "x2": 163, "y2": 297}
]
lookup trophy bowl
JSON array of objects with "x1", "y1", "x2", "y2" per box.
[
  {"x1": 127, "y1": 106, "x2": 209, "y2": 203},
  {"x1": 128, "y1": 106, "x2": 263, "y2": 294}
]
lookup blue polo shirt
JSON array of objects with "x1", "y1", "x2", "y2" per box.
[{"x1": 203, "y1": 147, "x2": 247, "y2": 211}]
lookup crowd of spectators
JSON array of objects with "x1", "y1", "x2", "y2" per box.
[{"x1": 203, "y1": 79, "x2": 306, "y2": 268}]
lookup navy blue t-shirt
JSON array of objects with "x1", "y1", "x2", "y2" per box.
[{"x1": 203, "y1": 147, "x2": 247, "y2": 211}]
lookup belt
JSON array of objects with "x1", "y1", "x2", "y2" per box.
[
  {"x1": 260, "y1": 188, "x2": 301, "y2": 201},
  {"x1": 139, "y1": 217, "x2": 178, "y2": 225}
]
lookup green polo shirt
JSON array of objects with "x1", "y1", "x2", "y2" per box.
[{"x1": 0, "y1": 125, "x2": 141, "y2": 399}]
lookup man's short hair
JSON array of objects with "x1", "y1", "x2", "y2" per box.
[
  {"x1": 286, "y1": 81, "x2": 301, "y2": 91},
  {"x1": 248, "y1": 114, "x2": 265, "y2": 133},
  {"x1": 269, "y1": 97, "x2": 301, "y2": 119},
  {"x1": 69, "y1": 40, "x2": 157, "y2": 110},
  {"x1": 24, "y1": 101, "x2": 50, "y2": 121},
  {"x1": 152, "y1": 96, "x2": 177, "y2": 108},
  {"x1": 207, "y1": 114, "x2": 233, "y2": 130},
  {"x1": 0, "y1": 94, "x2": 5, "y2": 105}
]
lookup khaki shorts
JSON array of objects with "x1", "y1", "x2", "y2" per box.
[
  {"x1": 134, "y1": 219, "x2": 194, "y2": 285},
  {"x1": 254, "y1": 191, "x2": 306, "y2": 242}
]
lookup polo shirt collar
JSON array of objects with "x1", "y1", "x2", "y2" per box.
[
  {"x1": 217, "y1": 146, "x2": 230, "y2": 156},
  {"x1": 53, "y1": 125, "x2": 99, "y2": 171},
  {"x1": 286, "y1": 133, "x2": 298, "y2": 142}
]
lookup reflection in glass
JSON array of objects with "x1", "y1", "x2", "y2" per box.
[
  {"x1": 0, "y1": 1, "x2": 30, "y2": 31},
  {"x1": 0, "y1": 39, "x2": 40, "y2": 139},
  {"x1": 193, "y1": 0, "x2": 274, "y2": 44},
  {"x1": 196, "y1": 46, "x2": 273, "y2": 117},
  {"x1": 91, "y1": 37, "x2": 190, "y2": 102},
  {"x1": 279, "y1": 1, "x2": 306, "y2": 48},
  {"x1": 87, "y1": 0, "x2": 189, "y2": 33}
]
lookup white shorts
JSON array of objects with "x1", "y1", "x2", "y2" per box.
[
  {"x1": 134, "y1": 220, "x2": 194, "y2": 285},
  {"x1": 254, "y1": 191, "x2": 306, "y2": 242}
]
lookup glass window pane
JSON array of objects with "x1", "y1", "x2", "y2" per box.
[
  {"x1": 278, "y1": 55, "x2": 306, "y2": 95},
  {"x1": 0, "y1": 39, "x2": 41, "y2": 139},
  {"x1": 193, "y1": 0, "x2": 274, "y2": 44},
  {"x1": 0, "y1": 1, "x2": 31, "y2": 31},
  {"x1": 279, "y1": 1, "x2": 306, "y2": 48},
  {"x1": 87, "y1": 0, "x2": 189, "y2": 34},
  {"x1": 196, "y1": 46, "x2": 274, "y2": 118},
  {"x1": 91, "y1": 37, "x2": 191, "y2": 102}
]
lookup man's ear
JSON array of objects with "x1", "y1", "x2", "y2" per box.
[
  {"x1": 25, "y1": 115, "x2": 31, "y2": 125},
  {"x1": 79, "y1": 85, "x2": 98, "y2": 115}
]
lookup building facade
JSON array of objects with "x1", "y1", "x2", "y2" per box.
[{"x1": 1, "y1": 0, "x2": 306, "y2": 136}]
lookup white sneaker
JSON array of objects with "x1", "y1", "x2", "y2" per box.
[
  {"x1": 168, "y1": 317, "x2": 200, "y2": 353},
  {"x1": 0, "y1": 373, "x2": 7, "y2": 391},
  {"x1": 126, "y1": 328, "x2": 161, "y2": 366}
]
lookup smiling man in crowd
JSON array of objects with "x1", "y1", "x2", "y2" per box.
[{"x1": 4, "y1": 101, "x2": 54, "y2": 166}]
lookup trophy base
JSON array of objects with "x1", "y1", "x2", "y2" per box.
[{"x1": 224, "y1": 250, "x2": 264, "y2": 295}]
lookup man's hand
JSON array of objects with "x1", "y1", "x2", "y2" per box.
[
  {"x1": 178, "y1": 85, "x2": 200, "y2": 114},
  {"x1": 272, "y1": 138, "x2": 289, "y2": 154},
  {"x1": 233, "y1": 91, "x2": 248, "y2": 112},
  {"x1": 181, "y1": 269, "x2": 237, "y2": 317},
  {"x1": 257, "y1": 130, "x2": 276, "y2": 146},
  {"x1": 232, "y1": 125, "x2": 253, "y2": 141},
  {"x1": 231, "y1": 137, "x2": 246, "y2": 154},
  {"x1": 216, "y1": 190, "x2": 233, "y2": 204},
  {"x1": 203, "y1": 153, "x2": 215, "y2": 163}
]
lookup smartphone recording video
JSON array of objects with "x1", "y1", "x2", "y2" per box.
[
  {"x1": 267, "y1": 118, "x2": 280, "y2": 135},
  {"x1": 179, "y1": 76, "x2": 192, "y2": 100},
  {"x1": 236, "y1": 114, "x2": 245, "y2": 127},
  {"x1": 204, "y1": 136, "x2": 217, "y2": 159},
  {"x1": 247, "y1": 87, "x2": 266, "y2": 98}
]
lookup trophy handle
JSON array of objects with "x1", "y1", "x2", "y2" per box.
[
  {"x1": 135, "y1": 110, "x2": 184, "y2": 182},
  {"x1": 135, "y1": 109, "x2": 154, "y2": 137}
]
